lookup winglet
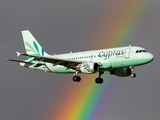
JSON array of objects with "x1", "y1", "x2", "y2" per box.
[{"x1": 16, "y1": 51, "x2": 21, "y2": 57}]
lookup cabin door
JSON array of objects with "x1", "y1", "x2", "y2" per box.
[{"x1": 125, "y1": 47, "x2": 131, "y2": 59}]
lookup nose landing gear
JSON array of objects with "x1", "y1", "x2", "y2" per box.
[
  {"x1": 131, "y1": 73, "x2": 136, "y2": 78},
  {"x1": 130, "y1": 67, "x2": 136, "y2": 78}
]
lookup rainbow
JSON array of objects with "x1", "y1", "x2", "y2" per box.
[{"x1": 47, "y1": 1, "x2": 150, "y2": 120}]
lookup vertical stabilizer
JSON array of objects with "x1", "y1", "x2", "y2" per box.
[{"x1": 21, "y1": 30, "x2": 49, "y2": 59}]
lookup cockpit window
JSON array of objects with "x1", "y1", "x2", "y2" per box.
[
  {"x1": 136, "y1": 50, "x2": 147, "y2": 53},
  {"x1": 142, "y1": 50, "x2": 147, "y2": 52}
]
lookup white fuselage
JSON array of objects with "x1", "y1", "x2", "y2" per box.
[{"x1": 20, "y1": 46, "x2": 154, "y2": 74}]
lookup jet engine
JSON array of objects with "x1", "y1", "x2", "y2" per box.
[
  {"x1": 78, "y1": 62, "x2": 99, "y2": 74},
  {"x1": 110, "y1": 67, "x2": 131, "y2": 77}
]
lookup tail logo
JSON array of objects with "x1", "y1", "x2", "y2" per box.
[
  {"x1": 25, "y1": 41, "x2": 44, "y2": 63},
  {"x1": 25, "y1": 41, "x2": 44, "y2": 57},
  {"x1": 25, "y1": 41, "x2": 51, "y2": 71}
]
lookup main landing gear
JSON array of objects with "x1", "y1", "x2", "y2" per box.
[
  {"x1": 72, "y1": 71, "x2": 104, "y2": 84},
  {"x1": 73, "y1": 75, "x2": 81, "y2": 82},
  {"x1": 130, "y1": 67, "x2": 136, "y2": 78},
  {"x1": 73, "y1": 71, "x2": 81, "y2": 82},
  {"x1": 95, "y1": 72, "x2": 104, "y2": 84}
]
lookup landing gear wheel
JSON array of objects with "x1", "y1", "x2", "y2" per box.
[
  {"x1": 95, "y1": 78, "x2": 103, "y2": 84},
  {"x1": 131, "y1": 73, "x2": 136, "y2": 78},
  {"x1": 73, "y1": 76, "x2": 81, "y2": 82}
]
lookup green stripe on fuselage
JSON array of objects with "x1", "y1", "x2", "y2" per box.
[{"x1": 111, "y1": 58, "x2": 152, "y2": 68}]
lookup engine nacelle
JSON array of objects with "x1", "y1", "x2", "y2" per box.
[
  {"x1": 80, "y1": 62, "x2": 99, "y2": 74},
  {"x1": 110, "y1": 67, "x2": 131, "y2": 77}
]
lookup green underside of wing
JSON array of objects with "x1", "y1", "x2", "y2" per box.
[{"x1": 54, "y1": 67, "x2": 76, "y2": 73}]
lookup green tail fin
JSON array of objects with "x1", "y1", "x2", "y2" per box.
[{"x1": 21, "y1": 30, "x2": 49, "y2": 59}]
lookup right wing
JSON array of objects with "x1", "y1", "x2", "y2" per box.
[
  {"x1": 20, "y1": 53, "x2": 83, "y2": 69},
  {"x1": 6, "y1": 53, "x2": 102, "y2": 70}
]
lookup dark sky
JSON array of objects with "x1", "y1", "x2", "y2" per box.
[{"x1": 1, "y1": 0, "x2": 160, "y2": 120}]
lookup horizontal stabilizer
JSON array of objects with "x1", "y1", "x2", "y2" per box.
[
  {"x1": 16, "y1": 51, "x2": 21, "y2": 57},
  {"x1": 5, "y1": 59, "x2": 34, "y2": 65}
]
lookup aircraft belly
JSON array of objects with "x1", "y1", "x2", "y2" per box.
[{"x1": 19, "y1": 58, "x2": 150, "y2": 74}]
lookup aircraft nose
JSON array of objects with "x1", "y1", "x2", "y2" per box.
[{"x1": 147, "y1": 53, "x2": 154, "y2": 62}]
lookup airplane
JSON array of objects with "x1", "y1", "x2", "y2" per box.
[{"x1": 6, "y1": 30, "x2": 154, "y2": 84}]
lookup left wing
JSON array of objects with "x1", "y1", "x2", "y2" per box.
[{"x1": 5, "y1": 59, "x2": 34, "y2": 65}]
